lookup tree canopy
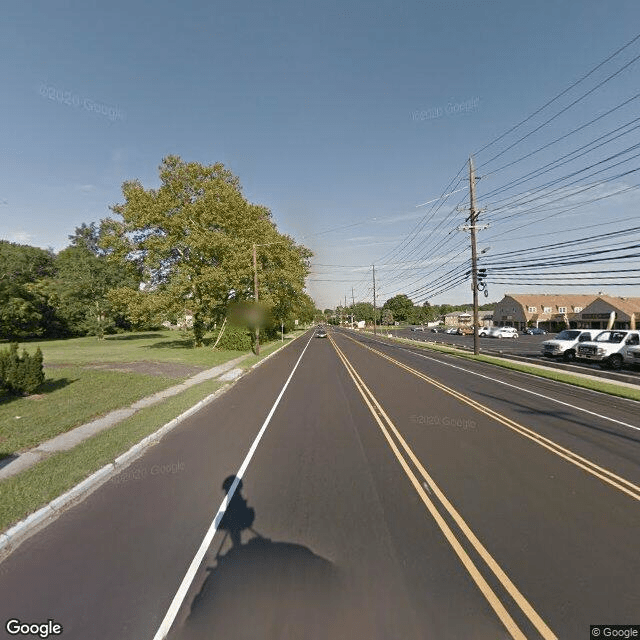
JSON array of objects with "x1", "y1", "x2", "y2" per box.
[{"x1": 101, "y1": 156, "x2": 312, "y2": 346}]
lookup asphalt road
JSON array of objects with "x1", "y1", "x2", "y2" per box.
[{"x1": 0, "y1": 327, "x2": 639, "y2": 639}]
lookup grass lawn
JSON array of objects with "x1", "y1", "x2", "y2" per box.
[
  {"x1": 0, "y1": 330, "x2": 305, "y2": 533},
  {"x1": 0, "y1": 329, "x2": 304, "y2": 459},
  {"x1": 0, "y1": 368, "x2": 180, "y2": 459},
  {"x1": 17, "y1": 329, "x2": 248, "y2": 367}
]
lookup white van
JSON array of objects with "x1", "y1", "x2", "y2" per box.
[
  {"x1": 576, "y1": 330, "x2": 640, "y2": 369},
  {"x1": 540, "y1": 329, "x2": 600, "y2": 362}
]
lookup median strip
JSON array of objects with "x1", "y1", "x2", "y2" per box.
[{"x1": 358, "y1": 330, "x2": 640, "y2": 402}]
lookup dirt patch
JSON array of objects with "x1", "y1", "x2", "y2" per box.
[{"x1": 45, "y1": 361, "x2": 207, "y2": 379}]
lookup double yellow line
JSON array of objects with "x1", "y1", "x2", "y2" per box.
[
  {"x1": 329, "y1": 334, "x2": 557, "y2": 640},
  {"x1": 343, "y1": 333, "x2": 640, "y2": 502}
]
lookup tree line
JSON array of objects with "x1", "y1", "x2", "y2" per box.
[
  {"x1": 1, "y1": 156, "x2": 318, "y2": 346},
  {"x1": 326, "y1": 294, "x2": 495, "y2": 325}
]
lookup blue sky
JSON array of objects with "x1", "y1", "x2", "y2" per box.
[{"x1": 2, "y1": 0, "x2": 640, "y2": 309}]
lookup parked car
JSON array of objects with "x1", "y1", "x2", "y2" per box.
[
  {"x1": 456, "y1": 326, "x2": 474, "y2": 335},
  {"x1": 430, "y1": 328, "x2": 439, "y2": 333},
  {"x1": 445, "y1": 328, "x2": 458, "y2": 334},
  {"x1": 625, "y1": 345, "x2": 640, "y2": 368},
  {"x1": 576, "y1": 330, "x2": 640, "y2": 369},
  {"x1": 410, "y1": 325, "x2": 425, "y2": 332},
  {"x1": 478, "y1": 326, "x2": 490, "y2": 337},
  {"x1": 541, "y1": 329, "x2": 599, "y2": 361},
  {"x1": 525, "y1": 327, "x2": 547, "y2": 335},
  {"x1": 487, "y1": 326, "x2": 518, "y2": 339}
]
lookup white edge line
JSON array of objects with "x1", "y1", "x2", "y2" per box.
[
  {"x1": 356, "y1": 330, "x2": 640, "y2": 433},
  {"x1": 152, "y1": 332, "x2": 315, "y2": 640},
  {"x1": 0, "y1": 331, "x2": 309, "y2": 562}
]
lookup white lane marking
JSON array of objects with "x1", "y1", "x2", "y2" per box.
[
  {"x1": 348, "y1": 331, "x2": 640, "y2": 434},
  {"x1": 152, "y1": 332, "x2": 315, "y2": 640}
]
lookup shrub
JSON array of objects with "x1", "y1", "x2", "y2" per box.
[
  {"x1": 0, "y1": 343, "x2": 45, "y2": 395},
  {"x1": 213, "y1": 324, "x2": 253, "y2": 351}
]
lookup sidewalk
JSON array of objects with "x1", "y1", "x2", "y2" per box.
[{"x1": 0, "y1": 354, "x2": 250, "y2": 480}]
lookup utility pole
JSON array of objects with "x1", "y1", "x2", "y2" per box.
[
  {"x1": 253, "y1": 243, "x2": 260, "y2": 355},
  {"x1": 469, "y1": 156, "x2": 480, "y2": 355},
  {"x1": 372, "y1": 265, "x2": 377, "y2": 336},
  {"x1": 351, "y1": 287, "x2": 355, "y2": 326}
]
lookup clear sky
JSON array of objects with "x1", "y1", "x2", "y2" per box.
[{"x1": 2, "y1": 0, "x2": 640, "y2": 310}]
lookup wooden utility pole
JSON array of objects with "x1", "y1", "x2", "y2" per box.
[
  {"x1": 469, "y1": 157, "x2": 480, "y2": 355},
  {"x1": 352, "y1": 287, "x2": 355, "y2": 326},
  {"x1": 372, "y1": 265, "x2": 377, "y2": 336},
  {"x1": 253, "y1": 243, "x2": 260, "y2": 355}
]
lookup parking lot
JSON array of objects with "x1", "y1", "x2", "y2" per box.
[{"x1": 379, "y1": 327, "x2": 640, "y2": 381}]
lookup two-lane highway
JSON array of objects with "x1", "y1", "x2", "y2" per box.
[{"x1": 0, "y1": 326, "x2": 638, "y2": 639}]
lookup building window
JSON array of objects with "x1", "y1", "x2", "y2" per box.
[
  {"x1": 543, "y1": 307, "x2": 552, "y2": 313},
  {"x1": 574, "y1": 307, "x2": 583, "y2": 313},
  {"x1": 527, "y1": 306, "x2": 537, "y2": 313},
  {"x1": 558, "y1": 307, "x2": 567, "y2": 313}
]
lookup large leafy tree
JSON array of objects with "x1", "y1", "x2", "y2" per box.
[
  {"x1": 0, "y1": 241, "x2": 56, "y2": 339},
  {"x1": 101, "y1": 156, "x2": 311, "y2": 346},
  {"x1": 382, "y1": 294, "x2": 414, "y2": 323},
  {"x1": 49, "y1": 244, "x2": 137, "y2": 338}
]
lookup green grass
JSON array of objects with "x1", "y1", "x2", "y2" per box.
[
  {"x1": 0, "y1": 368, "x2": 182, "y2": 458},
  {"x1": 382, "y1": 334, "x2": 640, "y2": 402},
  {"x1": 17, "y1": 330, "x2": 247, "y2": 367},
  {"x1": 0, "y1": 331, "x2": 304, "y2": 533},
  {"x1": 0, "y1": 377, "x2": 225, "y2": 532},
  {"x1": 0, "y1": 329, "x2": 301, "y2": 458}
]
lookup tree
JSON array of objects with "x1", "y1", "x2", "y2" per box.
[
  {"x1": 49, "y1": 244, "x2": 137, "y2": 338},
  {"x1": 68, "y1": 222, "x2": 104, "y2": 255},
  {"x1": 350, "y1": 302, "x2": 375, "y2": 323},
  {"x1": 382, "y1": 294, "x2": 414, "y2": 323},
  {"x1": 0, "y1": 241, "x2": 56, "y2": 339},
  {"x1": 101, "y1": 156, "x2": 312, "y2": 347},
  {"x1": 381, "y1": 309, "x2": 394, "y2": 326}
]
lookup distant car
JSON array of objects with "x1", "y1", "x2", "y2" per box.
[
  {"x1": 478, "y1": 326, "x2": 490, "y2": 337},
  {"x1": 316, "y1": 328, "x2": 327, "y2": 338},
  {"x1": 488, "y1": 326, "x2": 518, "y2": 339},
  {"x1": 445, "y1": 328, "x2": 457, "y2": 334},
  {"x1": 410, "y1": 326, "x2": 425, "y2": 332},
  {"x1": 525, "y1": 327, "x2": 547, "y2": 335},
  {"x1": 456, "y1": 326, "x2": 473, "y2": 335},
  {"x1": 430, "y1": 328, "x2": 439, "y2": 333}
]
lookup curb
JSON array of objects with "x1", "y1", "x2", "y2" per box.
[{"x1": 0, "y1": 330, "x2": 308, "y2": 561}]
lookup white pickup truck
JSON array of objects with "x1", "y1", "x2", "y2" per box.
[
  {"x1": 576, "y1": 329, "x2": 640, "y2": 369},
  {"x1": 540, "y1": 329, "x2": 600, "y2": 362}
]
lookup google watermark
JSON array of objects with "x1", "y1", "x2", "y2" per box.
[
  {"x1": 411, "y1": 96, "x2": 480, "y2": 122},
  {"x1": 410, "y1": 414, "x2": 477, "y2": 430},
  {"x1": 38, "y1": 83, "x2": 125, "y2": 122},
  {"x1": 112, "y1": 460, "x2": 186, "y2": 485}
]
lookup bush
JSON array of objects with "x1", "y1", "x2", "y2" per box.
[
  {"x1": 0, "y1": 343, "x2": 45, "y2": 395},
  {"x1": 213, "y1": 324, "x2": 253, "y2": 351}
]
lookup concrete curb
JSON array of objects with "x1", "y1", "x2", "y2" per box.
[{"x1": 0, "y1": 330, "x2": 309, "y2": 561}]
